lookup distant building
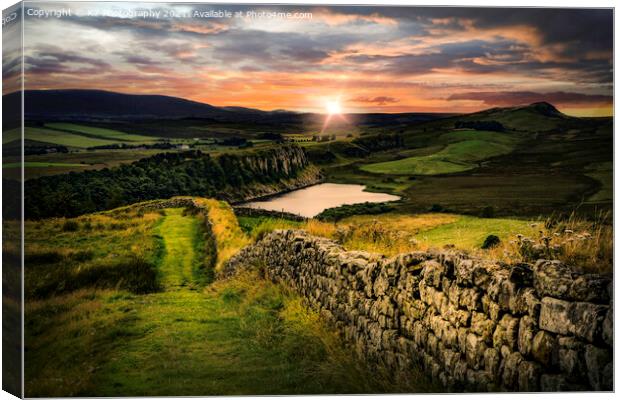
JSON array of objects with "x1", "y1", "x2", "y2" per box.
[{"x1": 178, "y1": 144, "x2": 190, "y2": 150}]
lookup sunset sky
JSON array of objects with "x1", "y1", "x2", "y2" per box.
[{"x1": 7, "y1": 3, "x2": 614, "y2": 116}]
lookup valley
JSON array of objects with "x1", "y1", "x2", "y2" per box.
[
  {"x1": 2, "y1": 4, "x2": 613, "y2": 395},
  {"x1": 6, "y1": 90, "x2": 613, "y2": 395},
  {"x1": 3, "y1": 91, "x2": 612, "y2": 220}
]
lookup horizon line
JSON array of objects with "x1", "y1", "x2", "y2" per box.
[{"x1": 5, "y1": 88, "x2": 613, "y2": 118}]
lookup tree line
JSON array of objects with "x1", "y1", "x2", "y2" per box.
[{"x1": 22, "y1": 146, "x2": 309, "y2": 219}]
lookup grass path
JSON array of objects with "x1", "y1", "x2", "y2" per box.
[
  {"x1": 157, "y1": 208, "x2": 200, "y2": 288},
  {"x1": 87, "y1": 208, "x2": 395, "y2": 396}
]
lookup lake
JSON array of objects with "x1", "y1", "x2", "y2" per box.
[{"x1": 240, "y1": 183, "x2": 400, "y2": 218}]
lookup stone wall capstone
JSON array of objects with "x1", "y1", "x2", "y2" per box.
[{"x1": 223, "y1": 229, "x2": 613, "y2": 392}]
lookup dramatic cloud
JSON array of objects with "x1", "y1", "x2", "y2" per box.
[
  {"x1": 24, "y1": 48, "x2": 112, "y2": 75},
  {"x1": 18, "y1": 2, "x2": 613, "y2": 116},
  {"x1": 350, "y1": 96, "x2": 399, "y2": 105}
]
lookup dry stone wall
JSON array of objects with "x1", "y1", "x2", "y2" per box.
[{"x1": 224, "y1": 229, "x2": 613, "y2": 392}]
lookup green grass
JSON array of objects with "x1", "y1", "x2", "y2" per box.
[
  {"x1": 92, "y1": 275, "x2": 408, "y2": 396},
  {"x1": 24, "y1": 127, "x2": 121, "y2": 148},
  {"x1": 23, "y1": 212, "x2": 163, "y2": 299},
  {"x1": 2, "y1": 127, "x2": 21, "y2": 144},
  {"x1": 360, "y1": 131, "x2": 517, "y2": 175},
  {"x1": 477, "y1": 108, "x2": 563, "y2": 131},
  {"x1": 437, "y1": 129, "x2": 520, "y2": 146},
  {"x1": 156, "y1": 208, "x2": 201, "y2": 288},
  {"x1": 416, "y1": 214, "x2": 536, "y2": 249},
  {"x1": 25, "y1": 202, "x2": 427, "y2": 396},
  {"x1": 3, "y1": 162, "x2": 88, "y2": 168},
  {"x1": 584, "y1": 161, "x2": 612, "y2": 203},
  {"x1": 46, "y1": 123, "x2": 159, "y2": 143},
  {"x1": 237, "y1": 212, "x2": 536, "y2": 256}
]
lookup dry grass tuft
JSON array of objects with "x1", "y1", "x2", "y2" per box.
[
  {"x1": 490, "y1": 211, "x2": 613, "y2": 274},
  {"x1": 198, "y1": 199, "x2": 251, "y2": 272}
]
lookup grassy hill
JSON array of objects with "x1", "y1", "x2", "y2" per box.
[
  {"x1": 320, "y1": 103, "x2": 612, "y2": 217},
  {"x1": 360, "y1": 130, "x2": 518, "y2": 175},
  {"x1": 5, "y1": 99, "x2": 612, "y2": 218},
  {"x1": 21, "y1": 199, "x2": 436, "y2": 396}
]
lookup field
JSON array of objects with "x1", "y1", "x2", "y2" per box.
[
  {"x1": 23, "y1": 203, "x2": 435, "y2": 396},
  {"x1": 584, "y1": 161, "x2": 613, "y2": 203},
  {"x1": 238, "y1": 212, "x2": 538, "y2": 256},
  {"x1": 45, "y1": 123, "x2": 159, "y2": 143},
  {"x1": 3, "y1": 162, "x2": 88, "y2": 168},
  {"x1": 238, "y1": 209, "x2": 612, "y2": 273},
  {"x1": 24, "y1": 127, "x2": 122, "y2": 148},
  {"x1": 359, "y1": 130, "x2": 519, "y2": 175},
  {"x1": 2, "y1": 127, "x2": 21, "y2": 144},
  {"x1": 320, "y1": 111, "x2": 612, "y2": 217}
]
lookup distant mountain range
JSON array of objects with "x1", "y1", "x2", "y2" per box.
[
  {"x1": 2, "y1": 89, "x2": 455, "y2": 126},
  {"x1": 4, "y1": 89, "x2": 590, "y2": 134}
]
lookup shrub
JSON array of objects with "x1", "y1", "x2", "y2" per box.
[
  {"x1": 61, "y1": 220, "x2": 79, "y2": 232},
  {"x1": 429, "y1": 204, "x2": 443, "y2": 212},
  {"x1": 30, "y1": 255, "x2": 160, "y2": 298},
  {"x1": 316, "y1": 202, "x2": 395, "y2": 222},
  {"x1": 481, "y1": 235, "x2": 501, "y2": 249},
  {"x1": 481, "y1": 206, "x2": 495, "y2": 218}
]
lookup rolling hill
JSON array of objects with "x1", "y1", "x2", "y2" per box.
[{"x1": 5, "y1": 89, "x2": 453, "y2": 126}]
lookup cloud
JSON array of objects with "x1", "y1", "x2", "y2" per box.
[
  {"x1": 122, "y1": 55, "x2": 159, "y2": 65},
  {"x1": 24, "y1": 48, "x2": 112, "y2": 75},
  {"x1": 19, "y1": 4, "x2": 613, "y2": 115},
  {"x1": 350, "y1": 96, "x2": 399, "y2": 105},
  {"x1": 447, "y1": 91, "x2": 612, "y2": 107}
]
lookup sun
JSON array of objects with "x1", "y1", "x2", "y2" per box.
[{"x1": 325, "y1": 100, "x2": 342, "y2": 115}]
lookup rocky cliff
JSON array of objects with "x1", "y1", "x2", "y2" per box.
[
  {"x1": 24, "y1": 145, "x2": 321, "y2": 218},
  {"x1": 224, "y1": 230, "x2": 613, "y2": 392}
]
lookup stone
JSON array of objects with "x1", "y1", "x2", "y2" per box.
[
  {"x1": 493, "y1": 314, "x2": 519, "y2": 350},
  {"x1": 540, "y1": 374, "x2": 568, "y2": 392},
  {"x1": 569, "y1": 274, "x2": 611, "y2": 303},
  {"x1": 531, "y1": 330, "x2": 556, "y2": 367},
  {"x1": 465, "y1": 333, "x2": 485, "y2": 369},
  {"x1": 602, "y1": 304, "x2": 613, "y2": 347},
  {"x1": 422, "y1": 260, "x2": 444, "y2": 288},
  {"x1": 558, "y1": 347, "x2": 585, "y2": 380},
  {"x1": 457, "y1": 327, "x2": 468, "y2": 353},
  {"x1": 372, "y1": 270, "x2": 390, "y2": 297},
  {"x1": 487, "y1": 268, "x2": 511, "y2": 302},
  {"x1": 585, "y1": 344, "x2": 612, "y2": 390},
  {"x1": 501, "y1": 351, "x2": 524, "y2": 390},
  {"x1": 428, "y1": 287, "x2": 448, "y2": 314},
  {"x1": 471, "y1": 312, "x2": 495, "y2": 345},
  {"x1": 446, "y1": 281, "x2": 460, "y2": 305},
  {"x1": 533, "y1": 260, "x2": 573, "y2": 299},
  {"x1": 442, "y1": 349, "x2": 460, "y2": 373},
  {"x1": 454, "y1": 259, "x2": 475, "y2": 286},
  {"x1": 539, "y1": 297, "x2": 607, "y2": 342},
  {"x1": 412, "y1": 321, "x2": 428, "y2": 347},
  {"x1": 459, "y1": 287, "x2": 482, "y2": 311},
  {"x1": 483, "y1": 347, "x2": 500, "y2": 378},
  {"x1": 445, "y1": 303, "x2": 470, "y2": 328},
  {"x1": 482, "y1": 294, "x2": 502, "y2": 322},
  {"x1": 602, "y1": 362, "x2": 613, "y2": 392},
  {"x1": 453, "y1": 358, "x2": 468, "y2": 382},
  {"x1": 509, "y1": 263, "x2": 534, "y2": 287},
  {"x1": 225, "y1": 231, "x2": 613, "y2": 393},
  {"x1": 442, "y1": 325, "x2": 459, "y2": 349},
  {"x1": 523, "y1": 288, "x2": 541, "y2": 320},
  {"x1": 518, "y1": 360, "x2": 541, "y2": 392},
  {"x1": 518, "y1": 316, "x2": 537, "y2": 356}
]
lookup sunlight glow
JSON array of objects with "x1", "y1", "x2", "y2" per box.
[{"x1": 326, "y1": 100, "x2": 342, "y2": 115}]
